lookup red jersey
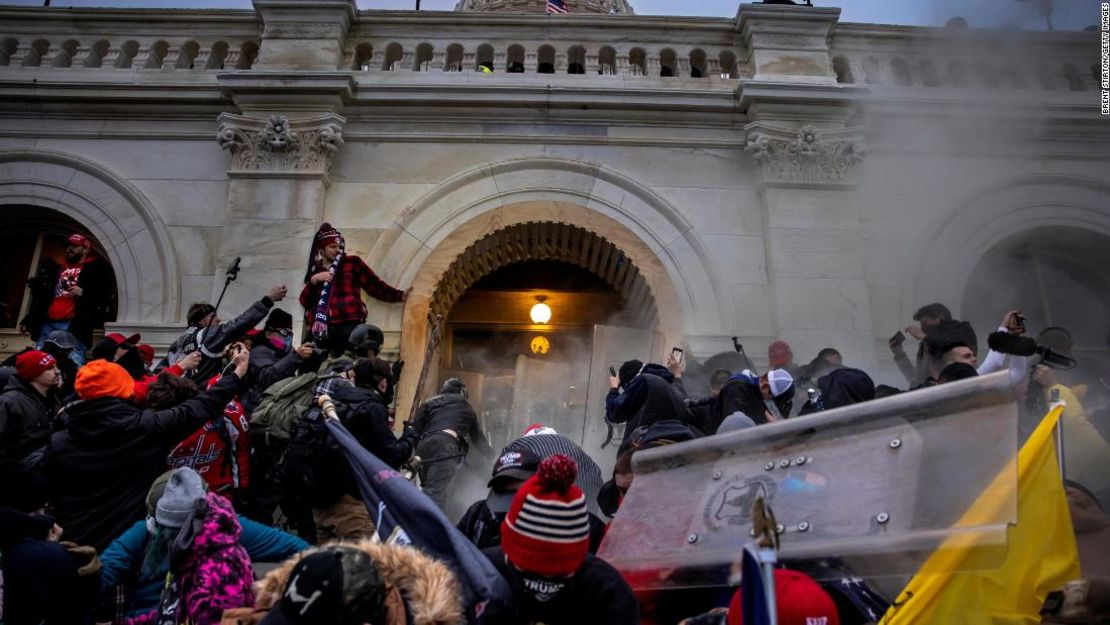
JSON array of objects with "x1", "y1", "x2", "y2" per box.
[
  {"x1": 166, "y1": 395, "x2": 251, "y2": 496},
  {"x1": 47, "y1": 259, "x2": 87, "y2": 320}
]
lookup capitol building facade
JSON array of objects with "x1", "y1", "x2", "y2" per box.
[{"x1": 0, "y1": 0, "x2": 1105, "y2": 438}]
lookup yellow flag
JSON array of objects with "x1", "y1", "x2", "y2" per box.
[{"x1": 881, "y1": 405, "x2": 1080, "y2": 625}]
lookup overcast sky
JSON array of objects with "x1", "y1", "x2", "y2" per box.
[{"x1": 0, "y1": 0, "x2": 1101, "y2": 30}]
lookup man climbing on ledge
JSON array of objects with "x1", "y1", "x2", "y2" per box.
[{"x1": 300, "y1": 223, "x2": 409, "y2": 357}]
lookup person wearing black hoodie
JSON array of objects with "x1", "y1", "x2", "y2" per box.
[
  {"x1": 313, "y1": 357, "x2": 417, "y2": 543},
  {"x1": 890, "y1": 302, "x2": 977, "y2": 388},
  {"x1": 41, "y1": 346, "x2": 249, "y2": 551},
  {"x1": 606, "y1": 359, "x2": 698, "y2": 455}
]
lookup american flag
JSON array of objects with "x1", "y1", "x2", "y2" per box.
[{"x1": 546, "y1": 0, "x2": 569, "y2": 14}]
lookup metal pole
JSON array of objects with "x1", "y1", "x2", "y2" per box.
[{"x1": 760, "y1": 547, "x2": 778, "y2": 625}]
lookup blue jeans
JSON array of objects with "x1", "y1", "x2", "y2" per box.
[{"x1": 36, "y1": 319, "x2": 86, "y2": 366}]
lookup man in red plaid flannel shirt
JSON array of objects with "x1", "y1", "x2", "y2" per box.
[{"x1": 300, "y1": 223, "x2": 408, "y2": 356}]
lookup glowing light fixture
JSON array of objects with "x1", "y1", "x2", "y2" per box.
[
  {"x1": 530, "y1": 296, "x2": 552, "y2": 324},
  {"x1": 530, "y1": 335, "x2": 550, "y2": 355}
]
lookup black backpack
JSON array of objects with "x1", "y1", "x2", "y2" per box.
[{"x1": 278, "y1": 406, "x2": 333, "y2": 507}]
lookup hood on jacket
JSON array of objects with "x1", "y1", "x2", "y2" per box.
[
  {"x1": 61, "y1": 396, "x2": 143, "y2": 444},
  {"x1": 331, "y1": 382, "x2": 385, "y2": 407},
  {"x1": 2, "y1": 373, "x2": 48, "y2": 403},
  {"x1": 639, "y1": 363, "x2": 675, "y2": 384},
  {"x1": 251, "y1": 540, "x2": 464, "y2": 625},
  {"x1": 817, "y1": 367, "x2": 875, "y2": 410},
  {"x1": 191, "y1": 492, "x2": 244, "y2": 555}
]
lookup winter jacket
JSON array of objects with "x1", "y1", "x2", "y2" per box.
[
  {"x1": 816, "y1": 367, "x2": 875, "y2": 410},
  {"x1": 412, "y1": 390, "x2": 485, "y2": 448},
  {"x1": 166, "y1": 392, "x2": 252, "y2": 496},
  {"x1": 125, "y1": 493, "x2": 255, "y2": 625},
  {"x1": 457, "y1": 499, "x2": 608, "y2": 554},
  {"x1": 100, "y1": 513, "x2": 308, "y2": 619},
  {"x1": 20, "y1": 254, "x2": 115, "y2": 345},
  {"x1": 42, "y1": 372, "x2": 242, "y2": 551},
  {"x1": 712, "y1": 373, "x2": 767, "y2": 429},
  {"x1": 0, "y1": 374, "x2": 59, "y2": 468},
  {"x1": 606, "y1": 365, "x2": 694, "y2": 453},
  {"x1": 895, "y1": 319, "x2": 978, "y2": 387},
  {"x1": 165, "y1": 297, "x2": 275, "y2": 380},
  {"x1": 298, "y1": 254, "x2": 404, "y2": 326},
  {"x1": 482, "y1": 547, "x2": 639, "y2": 625},
  {"x1": 223, "y1": 539, "x2": 464, "y2": 625},
  {"x1": 243, "y1": 342, "x2": 302, "y2": 412},
  {"x1": 315, "y1": 383, "x2": 418, "y2": 506}
]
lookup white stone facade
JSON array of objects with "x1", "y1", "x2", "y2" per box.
[{"x1": 0, "y1": 1, "x2": 1106, "y2": 415}]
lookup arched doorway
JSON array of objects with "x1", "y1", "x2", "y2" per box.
[
  {"x1": 428, "y1": 222, "x2": 664, "y2": 464},
  {"x1": 962, "y1": 226, "x2": 1110, "y2": 375},
  {"x1": 0, "y1": 205, "x2": 118, "y2": 354}
]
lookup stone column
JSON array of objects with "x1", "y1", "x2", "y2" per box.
[
  {"x1": 736, "y1": 3, "x2": 878, "y2": 369},
  {"x1": 209, "y1": 0, "x2": 358, "y2": 332}
]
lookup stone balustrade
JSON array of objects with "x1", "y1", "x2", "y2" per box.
[{"x1": 0, "y1": 35, "x2": 260, "y2": 71}]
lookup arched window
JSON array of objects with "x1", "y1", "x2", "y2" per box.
[
  {"x1": 567, "y1": 45, "x2": 585, "y2": 74},
  {"x1": 507, "y1": 44, "x2": 525, "y2": 73},
  {"x1": 890, "y1": 57, "x2": 912, "y2": 86},
  {"x1": 206, "y1": 41, "x2": 229, "y2": 70},
  {"x1": 236, "y1": 41, "x2": 258, "y2": 70},
  {"x1": 477, "y1": 43, "x2": 494, "y2": 72},
  {"x1": 86, "y1": 39, "x2": 110, "y2": 68},
  {"x1": 53, "y1": 39, "x2": 79, "y2": 68},
  {"x1": 23, "y1": 39, "x2": 49, "y2": 68},
  {"x1": 445, "y1": 43, "x2": 463, "y2": 71},
  {"x1": 382, "y1": 42, "x2": 403, "y2": 71},
  {"x1": 629, "y1": 47, "x2": 646, "y2": 77},
  {"x1": 145, "y1": 40, "x2": 169, "y2": 69},
  {"x1": 598, "y1": 46, "x2": 616, "y2": 75},
  {"x1": 659, "y1": 48, "x2": 676, "y2": 77},
  {"x1": 354, "y1": 43, "x2": 373, "y2": 70},
  {"x1": 862, "y1": 56, "x2": 882, "y2": 84},
  {"x1": 0, "y1": 38, "x2": 17, "y2": 66},
  {"x1": 946, "y1": 61, "x2": 969, "y2": 87},
  {"x1": 718, "y1": 50, "x2": 737, "y2": 79},
  {"x1": 689, "y1": 49, "x2": 706, "y2": 78},
  {"x1": 963, "y1": 227, "x2": 1110, "y2": 361},
  {"x1": 919, "y1": 59, "x2": 941, "y2": 86},
  {"x1": 537, "y1": 45, "x2": 555, "y2": 74},
  {"x1": 116, "y1": 40, "x2": 139, "y2": 69},
  {"x1": 414, "y1": 43, "x2": 433, "y2": 71},
  {"x1": 831, "y1": 54, "x2": 853, "y2": 84},
  {"x1": 0, "y1": 206, "x2": 119, "y2": 334},
  {"x1": 176, "y1": 40, "x2": 200, "y2": 70},
  {"x1": 1063, "y1": 63, "x2": 1085, "y2": 91}
]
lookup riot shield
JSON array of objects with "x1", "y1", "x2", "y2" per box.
[{"x1": 598, "y1": 372, "x2": 1020, "y2": 588}]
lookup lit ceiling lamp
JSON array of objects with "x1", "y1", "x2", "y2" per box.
[{"x1": 530, "y1": 296, "x2": 552, "y2": 324}]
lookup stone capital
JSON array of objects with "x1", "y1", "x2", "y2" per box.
[
  {"x1": 216, "y1": 112, "x2": 346, "y2": 179},
  {"x1": 744, "y1": 122, "x2": 866, "y2": 186}
]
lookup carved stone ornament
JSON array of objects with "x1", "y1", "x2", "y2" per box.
[
  {"x1": 216, "y1": 113, "x2": 346, "y2": 175},
  {"x1": 745, "y1": 124, "x2": 866, "y2": 184}
]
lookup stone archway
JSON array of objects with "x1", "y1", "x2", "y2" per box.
[
  {"x1": 0, "y1": 149, "x2": 181, "y2": 324},
  {"x1": 904, "y1": 174, "x2": 1110, "y2": 320},
  {"x1": 368, "y1": 156, "x2": 728, "y2": 416}
]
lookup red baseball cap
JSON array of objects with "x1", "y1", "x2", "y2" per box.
[
  {"x1": 137, "y1": 344, "x2": 155, "y2": 365},
  {"x1": 104, "y1": 332, "x2": 142, "y2": 347},
  {"x1": 15, "y1": 350, "x2": 57, "y2": 381},
  {"x1": 728, "y1": 569, "x2": 840, "y2": 625},
  {"x1": 768, "y1": 340, "x2": 793, "y2": 368},
  {"x1": 67, "y1": 233, "x2": 91, "y2": 247}
]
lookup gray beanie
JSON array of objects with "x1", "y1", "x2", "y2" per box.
[
  {"x1": 155, "y1": 467, "x2": 206, "y2": 528},
  {"x1": 717, "y1": 411, "x2": 757, "y2": 434}
]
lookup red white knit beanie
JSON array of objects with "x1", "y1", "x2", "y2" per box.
[{"x1": 501, "y1": 454, "x2": 590, "y2": 577}]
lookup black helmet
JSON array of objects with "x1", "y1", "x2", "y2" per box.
[
  {"x1": 348, "y1": 324, "x2": 384, "y2": 355},
  {"x1": 44, "y1": 330, "x2": 80, "y2": 352}
]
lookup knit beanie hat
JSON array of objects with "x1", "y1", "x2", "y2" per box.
[
  {"x1": 314, "y1": 222, "x2": 342, "y2": 248},
  {"x1": 265, "y1": 308, "x2": 294, "y2": 331},
  {"x1": 74, "y1": 359, "x2": 135, "y2": 400},
  {"x1": 727, "y1": 568, "x2": 840, "y2": 625},
  {"x1": 501, "y1": 454, "x2": 590, "y2": 577},
  {"x1": 15, "y1": 350, "x2": 56, "y2": 381},
  {"x1": 617, "y1": 359, "x2": 644, "y2": 390},
  {"x1": 155, "y1": 467, "x2": 207, "y2": 529}
]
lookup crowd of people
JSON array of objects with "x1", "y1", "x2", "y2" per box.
[{"x1": 1, "y1": 224, "x2": 1108, "y2": 625}]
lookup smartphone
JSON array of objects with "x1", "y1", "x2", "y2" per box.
[
  {"x1": 1014, "y1": 313, "x2": 1026, "y2": 330},
  {"x1": 609, "y1": 366, "x2": 617, "y2": 377},
  {"x1": 890, "y1": 331, "x2": 906, "y2": 347},
  {"x1": 671, "y1": 347, "x2": 684, "y2": 364}
]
